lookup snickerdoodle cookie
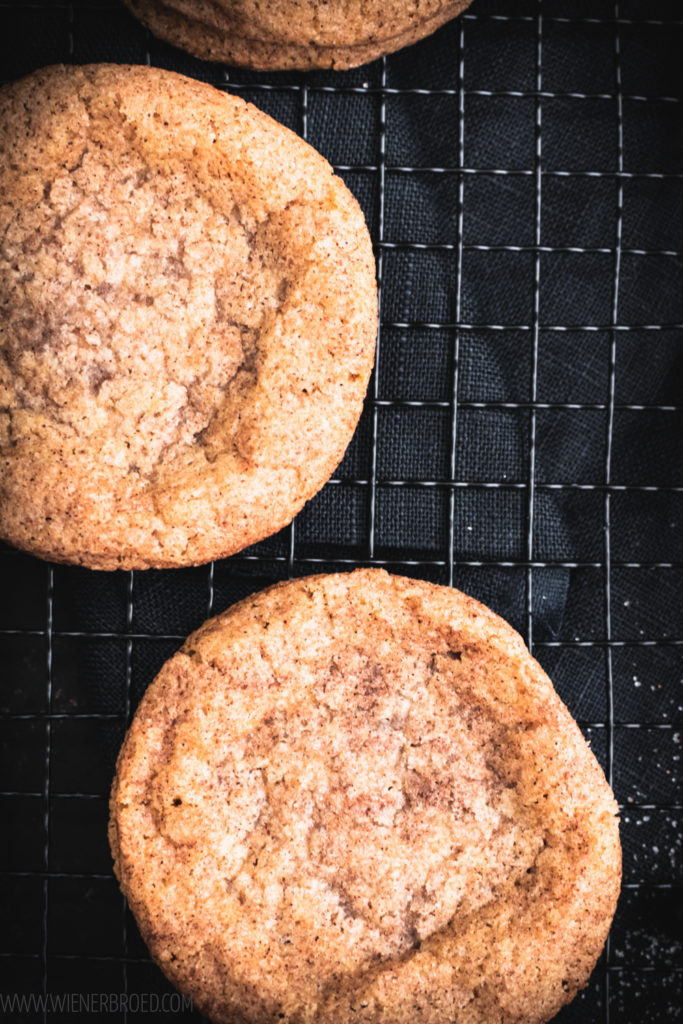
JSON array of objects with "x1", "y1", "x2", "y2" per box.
[
  {"x1": 0, "y1": 64, "x2": 376, "y2": 569},
  {"x1": 122, "y1": 0, "x2": 474, "y2": 70},
  {"x1": 110, "y1": 569, "x2": 621, "y2": 1024}
]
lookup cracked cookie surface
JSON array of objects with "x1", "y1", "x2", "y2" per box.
[
  {"x1": 109, "y1": 569, "x2": 621, "y2": 1024},
  {"x1": 122, "y1": 0, "x2": 474, "y2": 70},
  {"x1": 0, "y1": 64, "x2": 376, "y2": 568}
]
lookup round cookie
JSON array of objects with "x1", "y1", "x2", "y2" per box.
[
  {"x1": 122, "y1": 0, "x2": 474, "y2": 71},
  {"x1": 0, "y1": 64, "x2": 376, "y2": 569},
  {"x1": 109, "y1": 569, "x2": 621, "y2": 1024}
]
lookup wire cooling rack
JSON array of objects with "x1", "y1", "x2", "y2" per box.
[{"x1": 1, "y1": 1, "x2": 681, "y2": 1021}]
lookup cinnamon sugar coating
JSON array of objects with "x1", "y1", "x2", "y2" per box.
[
  {"x1": 122, "y1": 0, "x2": 474, "y2": 70},
  {"x1": 110, "y1": 570, "x2": 621, "y2": 1024},
  {"x1": 0, "y1": 65, "x2": 376, "y2": 568}
]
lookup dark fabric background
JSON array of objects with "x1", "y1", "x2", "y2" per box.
[{"x1": 0, "y1": 1, "x2": 681, "y2": 1021}]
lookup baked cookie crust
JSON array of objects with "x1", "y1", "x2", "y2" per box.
[
  {"x1": 122, "y1": 0, "x2": 474, "y2": 70},
  {"x1": 110, "y1": 569, "x2": 621, "y2": 1024},
  {"x1": 0, "y1": 64, "x2": 377, "y2": 569}
]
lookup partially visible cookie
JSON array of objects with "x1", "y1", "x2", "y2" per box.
[
  {"x1": 110, "y1": 569, "x2": 621, "y2": 1024},
  {"x1": 122, "y1": 0, "x2": 474, "y2": 70},
  {"x1": 0, "y1": 64, "x2": 376, "y2": 569}
]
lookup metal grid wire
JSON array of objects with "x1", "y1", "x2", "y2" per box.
[{"x1": 0, "y1": 1, "x2": 681, "y2": 1021}]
